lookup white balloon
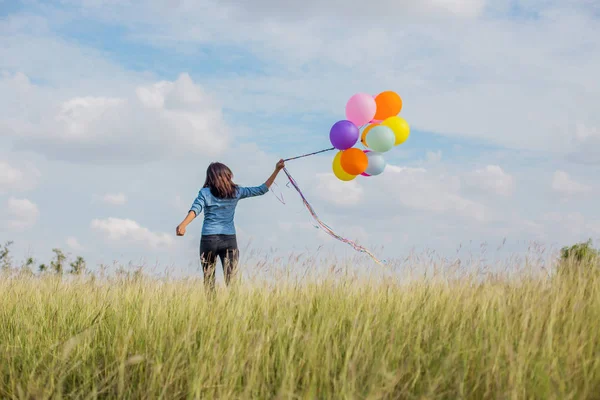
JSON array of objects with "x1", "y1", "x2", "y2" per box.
[
  {"x1": 366, "y1": 125, "x2": 395, "y2": 153},
  {"x1": 365, "y1": 152, "x2": 386, "y2": 176}
]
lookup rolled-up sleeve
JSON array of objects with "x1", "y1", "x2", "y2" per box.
[
  {"x1": 189, "y1": 190, "x2": 205, "y2": 216},
  {"x1": 239, "y1": 183, "x2": 269, "y2": 199}
]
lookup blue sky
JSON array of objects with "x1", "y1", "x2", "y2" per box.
[{"x1": 1, "y1": 0, "x2": 599, "y2": 277}]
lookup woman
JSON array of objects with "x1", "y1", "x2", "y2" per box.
[{"x1": 176, "y1": 159, "x2": 285, "y2": 291}]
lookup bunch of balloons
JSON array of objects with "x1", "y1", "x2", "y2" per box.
[{"x1": 329, "y1": 91, "x2": 410, "y2": 181}]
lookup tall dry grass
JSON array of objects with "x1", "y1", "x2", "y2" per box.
[{"x1": 1, "y1": 254, "x2": 599, "y2": 399}]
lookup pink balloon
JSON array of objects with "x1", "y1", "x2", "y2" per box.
[{"x1": 345, "y1": 93, "x2": 377, "y2": 127}]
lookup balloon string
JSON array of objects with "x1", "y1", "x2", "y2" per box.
[
  {"x1": 283, "y1": 124, "x2": 370, "y2": 162},
  {"x1": 282, "y1": 167, "x2": 384, "y2": 266},
  {"x1": 284, "y1": 147, "x2": 336, "y2": 162},
  {"x1": 270, "y1": 181, "x2": 285, "y2": 205}
]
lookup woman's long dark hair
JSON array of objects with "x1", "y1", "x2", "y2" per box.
[{"x1": 203, "y1": 162, "x2": 238, "y2": 199}]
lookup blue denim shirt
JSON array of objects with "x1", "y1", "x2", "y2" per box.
[{"x1": 189, "y1": 183, "x2": 269, "y2": 235}]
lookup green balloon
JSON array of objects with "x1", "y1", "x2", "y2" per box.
[{"x1": 365, "y1": 125, "x2": 395, "y2": 153}]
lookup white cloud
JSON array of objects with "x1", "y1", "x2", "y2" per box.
[
  {"x1": 218, "y1": 0, "x2": 486, "y2": 19},
  {"x1": 542, "y1": 211, "x2": 600, "y2": 241},
  {"x1": 374, "y1": 165, "x2": 489, "y2": 222},
  {"x1": 551, "y1": 170, "x2": 591, "y2": 196},
  {"x1": 101, "y1": 193, "x2": 127, "y2": 206},
  {"x1": 315, "y1": 173, "x2": 363, "y2": 206},
  {"x1": 90, "y1": 217, "x2": 174, "y2": 248},
  {"x1": 53, "y1": 96, "x2": 126, "y2": 140},
  {"x1": 426, "y1": 150, "x2": 442, "y2": 163},
  {"x1": 568, "y1": 123, "x2": 600, "y2": 165},
  {"x1": 5, "y1": 197, "x2": 40, "y2": 230},
  {"x1": 0, "y1": 19, "x2": 145, "y2": 90},
  {"x1": 467, "y1": 165, "x2": 515, "y2": 197},
  {"x1": 0, "y1": 160, "x2": 40, "y2": 193},
  {"x1": 66, "y1": 236, "x2": 84, "y2": 251},
  {"x1": 60, "y1": 0, "x2": 487, "y2": 24},
  {"x1": 1, "y1": 72, "x2": 229, "y2": 163},
  {"x1": 172, "y1": 195, "x2": 186, "y2": 210},
  {"x1": 573, "y1": 122, "x2": 599, "y2": 143},
  {"x1": 0, "y1": 161, "x2": 24, "y2": 192}
]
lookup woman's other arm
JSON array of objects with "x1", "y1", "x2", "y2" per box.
[{"x1": 176, "y1": 191, "x2": 205, "y2": 236}]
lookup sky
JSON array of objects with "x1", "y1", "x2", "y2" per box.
[{"x1": 1, "y1": 0, "x2": 599, "y2": 276}]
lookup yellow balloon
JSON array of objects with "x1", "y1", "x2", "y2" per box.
[
  {"x1": 332, "y1": 151, "x2": 357, "y2": 181},
  {"x1": 382, "y1": 116, "x2": 410, "y2": 145}
]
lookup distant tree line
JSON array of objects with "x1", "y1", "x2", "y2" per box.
[
  {"x1": 558, "y1": 239, "x2": 599, "y2": 275},
  {"x1": 1, "y1": 241, "x2": 86, "y2": 276},
  {"x1": 1, "y1": 238, "x2": 598, "y2": 278},
  {"x1": 560, "y1": 239, "x2": 599, "y2": 263}
]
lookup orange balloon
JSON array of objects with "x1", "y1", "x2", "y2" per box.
[
  {"x1": 361, "y1": 123, "x2": 378, "y2": 147},
  {"x1": 340, "y1": 148, "x2": 369, "y2": 175},
  {"x1": 374, "y1": 91, "x2": 402, "y2": 120}
]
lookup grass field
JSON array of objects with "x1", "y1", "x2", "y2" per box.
[{"x1": 1, "y1": 254, "x2": 600, "y2": 399}]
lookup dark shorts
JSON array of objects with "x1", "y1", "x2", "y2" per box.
[{"x1": 200, "y1": 234, "x2": 239, "y2": 288}]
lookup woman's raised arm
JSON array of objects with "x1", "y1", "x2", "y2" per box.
[{"x1": 265, "y1": 159, "x2": 285, "y2": 188}]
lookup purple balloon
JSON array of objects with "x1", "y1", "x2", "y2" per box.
[{"x1": 329, "y1": 120, "x2": 359, "y2": 150}]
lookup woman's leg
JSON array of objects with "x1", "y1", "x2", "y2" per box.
[
  {"x1": 217, "y1": 235, "x2": 240, "y2": 286},
  {"x1": 200, "y1": 236, "x2": 218, "y2": 294},
  {"x1": 223, "y1": 248, "x2": 240, "y2": 286}
]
